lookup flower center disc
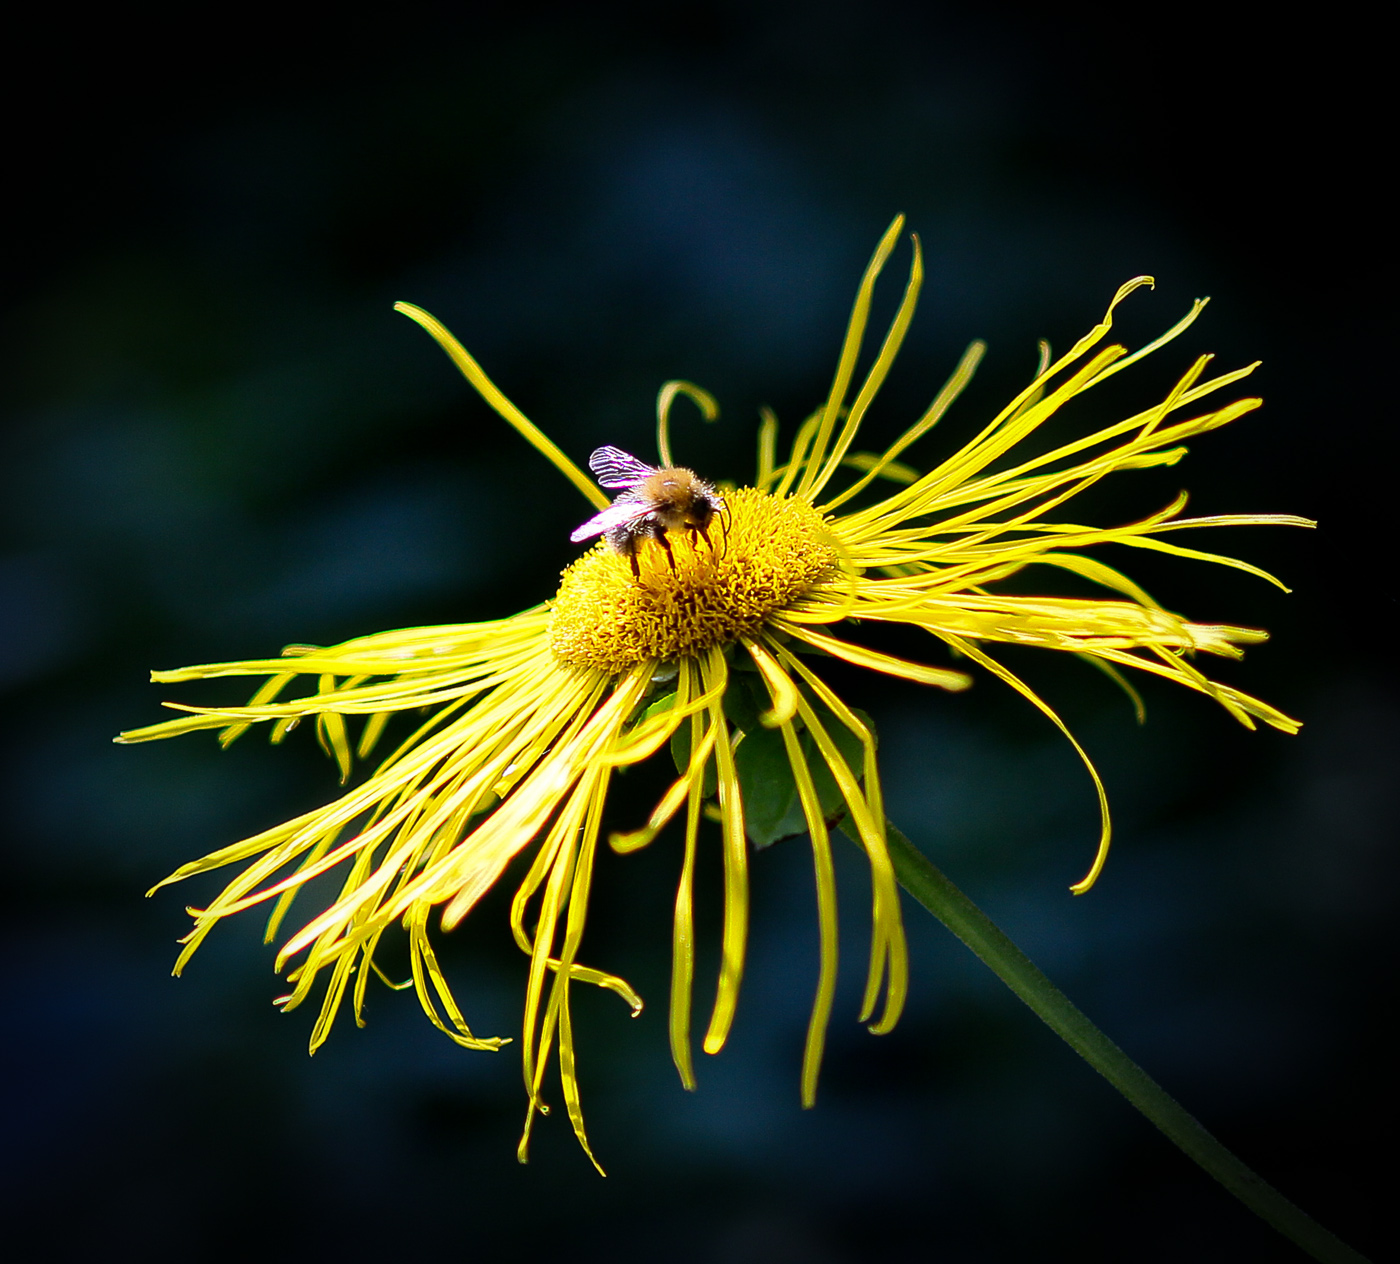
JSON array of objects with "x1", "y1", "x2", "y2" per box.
[{"x1": 550, "y1": 488, "x2": 835, "y2": 672}]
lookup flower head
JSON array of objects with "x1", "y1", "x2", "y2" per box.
[{"x1": 120, "y1": 217, "x2": 1307, "y2": 1169}]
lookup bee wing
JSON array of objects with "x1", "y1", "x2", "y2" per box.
[
  {"x1": 570, "y1": 498, "x2": 651, "y2": 543},
  {"x1": 589, "y1": 445, "x2": 656, "y2": 489}
]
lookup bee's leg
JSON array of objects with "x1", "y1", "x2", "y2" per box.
[
  {"x1": 694, "y1": 521, "x2": 713, "y2": 553},
  {"x1": 619, "y1": 535, "x2": 642, "y2": 581},
  {"x1": 655, "y1": 526, "x2": 677, "y2": 572}
]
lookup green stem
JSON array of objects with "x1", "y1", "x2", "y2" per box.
[{"x1": 874, "y1": 819, "x2": 1368, "y2": 1264}]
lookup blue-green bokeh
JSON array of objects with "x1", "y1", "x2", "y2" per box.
[{"x1": 1, "y1": 7, "x2": 1388, "y2": 1261}]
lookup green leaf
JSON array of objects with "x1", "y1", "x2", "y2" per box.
[
  {"x1": 721, "y1": 673, "x2": 766, "y2": 733},
  {"x1": 641, "y1": 690, "x2": 678, "y2": 722},
  {"x1": 732, "y1": 691, "x2": 873, "y2": 849},
  {"x1": 733, "y1": 726, "x2": 807, "y2": 848},
  {"x1": 681, "y1": 678, "x2": 883, "y2": 851},
  {"x1": 669, "y1": 709, "x2": 718, "y2": 798},
  {"x1": 804, "y1": 701, "x2": 867, "y2": 823}
]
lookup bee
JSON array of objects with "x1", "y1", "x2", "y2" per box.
[{"x1": 571, "y1": 445, "x2": 726, "y2": 579}]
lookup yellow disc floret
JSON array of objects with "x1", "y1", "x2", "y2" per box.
[{"x1": 550, "y1": 487, "x2": 835, "y2": 672}]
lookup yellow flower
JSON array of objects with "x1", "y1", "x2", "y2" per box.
[{"x1": 119, "y1": 216, "x2": 1308, "y2": 1171}]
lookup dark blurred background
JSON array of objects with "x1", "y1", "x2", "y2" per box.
[{"x1": 1, "y1": 4, "x2": 1389, "y2": 1261}]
